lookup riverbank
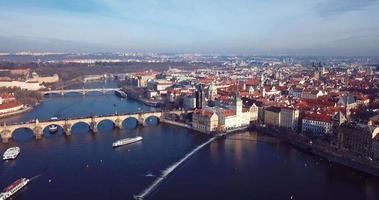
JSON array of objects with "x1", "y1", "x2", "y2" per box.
[
  {"x1": 0, "y1": 106, "x2": 33, "y2": 119},
  {"x1": 254, "y1": 125, "x2": 379, "y2": 177}
]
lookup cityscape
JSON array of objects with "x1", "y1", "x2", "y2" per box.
[{"x1": 1, "y1": 1, "x2": 379, "y2": 200}]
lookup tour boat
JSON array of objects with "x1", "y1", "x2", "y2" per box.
[
  {"x1": 112, "y1": 136, "x2": 143, "y2": 148},
  {"x1": 0, "y1": 178, "x2": 29, "y2": 200},
  {"x1": 48, "y1": 125, "x2": 58, "y2": 133},
  {"x1": 3, "y1": 147, "x2": 20, "y2": 160}
]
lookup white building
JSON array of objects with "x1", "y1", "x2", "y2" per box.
[
  {"x1": 302, "y1": 113, "x2": 332, "y2": 136},
  {"x1": 0, "y1": 80, "x2": 44, "y2": 90}
]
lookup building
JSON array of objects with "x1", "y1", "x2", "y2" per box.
[
  {"x1": 0, "y1": 80, "x2": 44, "y2": 90},
  {"x1": 147, "y1": 79, "x2": 172, "y2": 91},
  {"x1": 264, "y1": 107, "x2": 281, "y2": 127},
  {"x1": 126, "y1": 71, "x2": 157, "y2": 87},
  {"x1": 0, "y1": 94, "x2": 16, "y2": 104},
  {"x1": 337, "y1": 94, "x2": 357, "y2": 118},
  {"x1": 28, "y1": 73, "x2": 59, "y2": 84},
  {"x1": 372, "y1": 133, "x2": 379, "y2": 160},
  {"x1": 192, "y1": 109, "x2": 219, "y2": 133},
  {"x1": 331, "y1": 112, "x2": 347, "y2": 148},
  {"x1": 249, "y1": 103, "x2": 259, "y2": 122},
  {"x1": 337, "y1": 123, "x2": 375, "y2": 157},
  {"x1": 10, "y1": 68, "x2": 30, "y2": 76},
  {"x1": 183, "y1": 94, "x2": 196, "y2": 110},
  {"x1": 301, "y1": 90, "x2": 327, "y2": 100},
  {"x1": 302, "y1": 113, "x2": 332, "y2": 136},
  {"x1": 288, "y1": 87, "x2": 303, "y2": 98},
  {"x1": 0, "y1": 101, "x2": 24, "y2": 114},
  {"x1": 195, "y1": 85, "x2": 206, "y2": 109},
  {"x1": 280, "y1": 108, "x2": 299, "y2": 131},
  {"x1": 207, "y1": 83, "x2": 217, "y2": 101}
]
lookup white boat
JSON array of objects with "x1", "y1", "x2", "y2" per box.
[
  {"x1": 3, "y1": 147, "x2": 20, "y2": 160},
  {"x1": 113, "y1": 136, "x2": 143, "y2": 148},
  {"x1": 48, "y1": 125, "x2": 58, "y2": 133},
  {"x1": 0, "y1": 178, "x2": 29, "y2": 200}
]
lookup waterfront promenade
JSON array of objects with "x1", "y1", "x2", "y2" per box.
[{"x1": 255, "y1": 125, "x2": 379, "y2": 177}]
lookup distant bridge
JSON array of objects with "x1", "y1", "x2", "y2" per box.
[
  {"x1": 1, "y1": 110, "x2": 185, "y2": 143},
  {"x1": 41, "y1": 88, "x2": 120, "y2": 96}
]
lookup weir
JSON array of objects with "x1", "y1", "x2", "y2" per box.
[{"x1": 134, "y1": 136, "x2": 217, "y2": 200}]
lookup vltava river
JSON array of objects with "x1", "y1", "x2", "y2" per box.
[{"x1": 1, "y1": 81, "x2": 379, "y2": 200}]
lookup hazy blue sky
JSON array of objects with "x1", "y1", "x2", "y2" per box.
[{"x1": 0, "y1": 0, "x2": 378, "y2": 55}]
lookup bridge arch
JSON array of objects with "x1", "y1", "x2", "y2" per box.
[
  {"x1": 64, "y1": 91, "x2": 83, "y2": 96},
  {"x1": 145, "y1": 115, "x2": 160, "y2": 126},
  {"x1": 96, "y1": 119, "x2": 115, "y2": 132},
  {"x1": 12, "y1": 127, "x2": 35, "y2": 142},
  {"x1": 122, "y1": 117, "x2": 139, "y2": 129},
  {"x1": 42, "y1": 123, "x2": 64, "y2": 136},
  {"x1": 84, "y1": 90, "x2": 104, "y2": 96},
  {"x1": 71, "y1": 121, "x2": 91, "y2": 134},
  {"x1": 43, "y1": 92, "x2": 62, "y2": 97}
]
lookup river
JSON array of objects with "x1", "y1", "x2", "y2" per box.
[{"x1": 1, "y1": 81, "x2": 379, "y2": 200}]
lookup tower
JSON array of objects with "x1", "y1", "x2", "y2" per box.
[
  {"x1": 208, "y1": 83, "x2": 217, "y2": 101},
  {"x1": 331, "y1": 112, "x2": 347, "y2": 148},
  {"x1": 195, "y1": 85, "x2": 206, "y2": 109},
  {"x1": 235, "y1": 92, "x2": 242, "y2": 116}
]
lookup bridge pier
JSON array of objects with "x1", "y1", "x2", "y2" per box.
[
  {"x1": 114, "y1": 118, "x2": 123, "y2": 129},
  {"x1": 33, "y1": 126, "x2": 43, "y2": 140},
  {"x1": 1, "y1": 130, "x2": 11, "y2": 143},
  {"x1": 64, "y1": 123, "x2": 72, "y2": 136},
  {"x1": 90, "y1": 118, "x2": 98, "y2": 133},
  {"x1": 90, "y1": 123, "x2": 98, "y2": 133},
  {"x1": 138, "y1": 118, "x2": 146, "y2": 126}
]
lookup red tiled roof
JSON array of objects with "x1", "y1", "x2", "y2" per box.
[
  {"x1": 303, "y1": 113, "x2": 331, "y2": 123},
  {"x1": 0, "y1": 101, "x2": 23, "y2": 110},
  {"x1": 222, "y1": 109, "x2": 235, "y2": 117}
]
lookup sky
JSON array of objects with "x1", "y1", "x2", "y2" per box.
[{"x1": 0, "y1": 0, "x2": 379, "y2": 56}]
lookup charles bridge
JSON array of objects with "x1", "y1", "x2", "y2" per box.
[{"x1": 0, "y1": 110, "x2": 185, "y2": 143}]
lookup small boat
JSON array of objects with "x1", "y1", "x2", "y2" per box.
[
  {"x1": 3, "y1": 147, "x2": 20, "y2": 160},
  {"x1": 112, "y1": 136, "x2": 143, "y2": 148},
  {"x1": 48, "y1": 125, "x2": 58, "y2": 133},
  {"x1": 115, "y1": 90, "x2": 127, "y2": 98},
  {"x1": 0, "y1": 178, "x2": 30, "y2": 200}
]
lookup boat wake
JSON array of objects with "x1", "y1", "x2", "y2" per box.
[
  {"x1": 30, "y1": 174, "x2": 42, "y2": 181},
  {"x1": 134, "y1": 136, "x2": 216, "y2": 200}
]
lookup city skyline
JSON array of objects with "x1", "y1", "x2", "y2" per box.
[{"x1": 0, "y1": 0, "x2": 379, "y2": 56}]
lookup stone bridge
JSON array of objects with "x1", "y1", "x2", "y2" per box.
[
  {"x1": 41, "y1": 88, "x2": 120, "y2": 96},
  {"x1": 0, "y1": 110, "x2": 185, "y2": 143}
]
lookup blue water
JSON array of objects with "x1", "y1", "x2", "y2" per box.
[{"x1": 1, "y1": 81, "x2": 379, "y2": 200}]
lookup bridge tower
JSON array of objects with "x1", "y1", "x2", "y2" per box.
[
  {"x1": 33, "y1": 119, "x2": 43, "y2": 140},
  {"x1": 102, "y1": 87, "x2": 106, "y2": 95},
  {"x1": 1, "y1": 122, "x2": 12, "y2": 143}
]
